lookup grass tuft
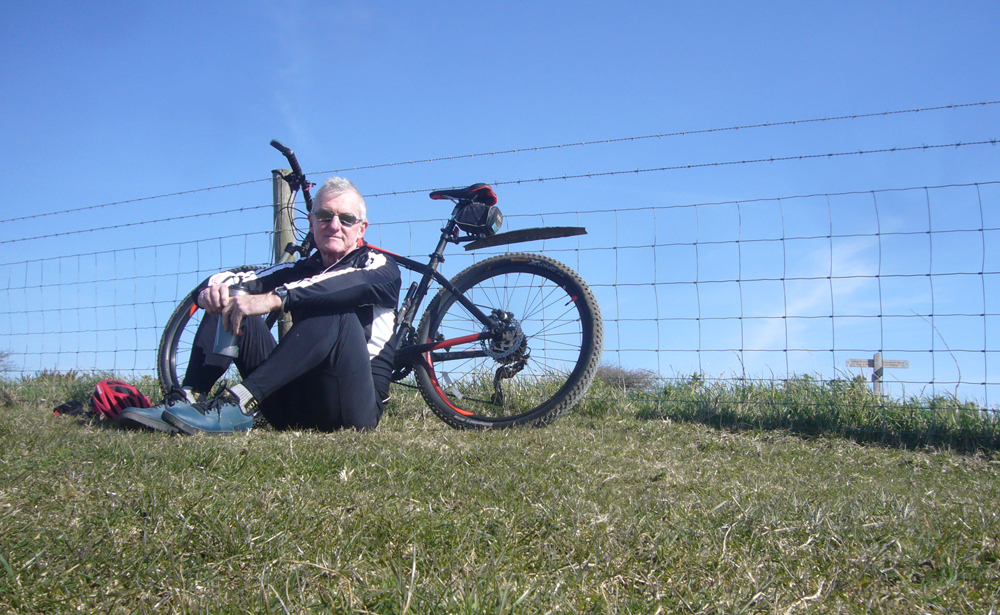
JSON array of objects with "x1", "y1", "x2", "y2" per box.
[{"x1": 581, "y1": 372, "x2": 1000, "y2": 451}]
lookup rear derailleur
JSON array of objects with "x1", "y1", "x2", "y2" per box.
[{"x1": 483, "y1": 310, "x2": 531, "y2": 406}]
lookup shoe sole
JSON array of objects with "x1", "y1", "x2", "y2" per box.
[
  {"x1": 161, "y1": 412, "x2": 203, "y2": 435},
  {"x1": 162, "y1": 412, "x2": 252, "y2": 435},
  {"x1": 120, "y1": 410, "x2": 178, "y2": 434}
]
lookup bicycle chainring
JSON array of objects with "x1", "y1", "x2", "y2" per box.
[{"x1": 390, "y1": 328, "x2": 420, "y2": 382}]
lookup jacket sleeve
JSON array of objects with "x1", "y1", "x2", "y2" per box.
[
  {"x1": 193, "y1": 260, "x2": 302, "y2": 297},
  {"x1": 281, "y1": 251, "x2": 401, "y2": 316}
]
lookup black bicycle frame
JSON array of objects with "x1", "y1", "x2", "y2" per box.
[{"x1": 370, "y1": 206, "x2": 500, "y2": 368}]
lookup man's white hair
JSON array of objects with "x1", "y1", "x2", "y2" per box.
[{"x1": 313, "y1": 176, "x2": 367, "y2": 221}]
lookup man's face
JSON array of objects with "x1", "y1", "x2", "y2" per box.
[{"x1": 310, "y1": 191, "x2": 368, "y2": 266}]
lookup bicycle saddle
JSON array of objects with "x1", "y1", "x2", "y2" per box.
[{"x1": 429, "y1": 183, "x2": 498, "y2": 206}]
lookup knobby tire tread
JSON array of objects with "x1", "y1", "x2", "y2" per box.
[{"x1": 414, "y1": 253, "x2": 602, "y2": 429}]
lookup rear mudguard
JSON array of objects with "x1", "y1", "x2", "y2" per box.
[{"x1": 463, "y1": 226, "x2": 586, "y2": 251}]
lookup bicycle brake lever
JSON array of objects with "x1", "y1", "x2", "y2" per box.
[{"x1": 280, "y1": 171, "x2": 306, "y2": 192}]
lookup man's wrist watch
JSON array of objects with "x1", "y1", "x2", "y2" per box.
[{"x1": 274, "y1": 286, "x2": 289, "y2": 310}]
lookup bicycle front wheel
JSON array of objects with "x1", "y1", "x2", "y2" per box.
[
  {"x1": 157, "y1": 266, "x2": 276, "y2": 394},
  {"x1": 414, "y1": 253, "x2": 603, "y2": 429}
]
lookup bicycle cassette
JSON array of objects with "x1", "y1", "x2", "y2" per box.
[{"x1": 481, "y1": 319, "x2": 525, "y2": 361}]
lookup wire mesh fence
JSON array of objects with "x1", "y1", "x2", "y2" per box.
[{"x1": 3, "y1": 180, "x2": 1000, "y2": 414}]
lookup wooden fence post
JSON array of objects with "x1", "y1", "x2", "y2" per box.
[{"x1": 272, "y1": 168, "x2": 295, "y2": 339}]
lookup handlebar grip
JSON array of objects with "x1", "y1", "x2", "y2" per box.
[
  {"x1": 270, "y1": 139, "x2": 293, "y2": 156},
  {"x1": 270, "y1": 138, "x2": 306, "y2": 179},
  {"x1": 271, "y1": 139, "x2": 313, "y2": 211}
]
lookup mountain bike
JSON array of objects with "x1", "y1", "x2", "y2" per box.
[{"x1": 157, "y1": 140, "x2": 603, "y2": 429}]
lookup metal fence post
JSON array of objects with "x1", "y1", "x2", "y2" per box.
[{"x1": 272, "y1": 168, "x2": 295, "y2": 339}]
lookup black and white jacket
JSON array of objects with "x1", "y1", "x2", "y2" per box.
[{"x1": 199, "y1": 244, "x2": 401, "y2": 397}]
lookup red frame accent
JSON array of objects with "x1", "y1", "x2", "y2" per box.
[
  {"x1": 425, "y1": 351, "x2": 475, "y2": 416},
  {"x1": 424, "y1": 333, "x2": 483, "y2": 416},
  {"x1": 366, "y1": 243, "x2": 402, "y2": 258},
  {"x1": 423, "y1": 332, "x2": 486, "y2": 418},
  {"x1": 430, "y1": 333, "x2": 482, "y2": 351}
]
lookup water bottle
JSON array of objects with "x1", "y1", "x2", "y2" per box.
[{"x1": 213, "y1": 284, "x2": 249, "y2": 358}]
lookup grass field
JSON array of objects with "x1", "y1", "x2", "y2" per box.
[{"x1": 1, "y1": 371, "x2": 999, "y2": 613}]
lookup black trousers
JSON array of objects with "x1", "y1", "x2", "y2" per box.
[{"x1": 183, "y1": 311, "x2": 381, "y2": 431}]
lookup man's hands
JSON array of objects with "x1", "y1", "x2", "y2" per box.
[
  {"x1": 197, "y1": 283, "x2": 282, "y2": 335},
  {"x1": 197, "y1": 283, "x2": 234, "y2": 315}
]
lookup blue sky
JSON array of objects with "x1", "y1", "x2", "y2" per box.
[{"x1": 2, "y1": 1, "x2": 999, "y2": 401}]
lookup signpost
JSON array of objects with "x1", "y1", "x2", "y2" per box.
[{"x1": 846, "y1": 352, "x2": 909, "y2": 396}]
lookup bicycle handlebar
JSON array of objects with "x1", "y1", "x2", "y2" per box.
[
  {"x1": 269, "y1": 139, "x2": 292, "y2": 156},
  {"x1": 270, "y1": 139, "x2": 306, "y2": 180},
  {"x1": 271, "y1": 139, "x2": 317, "y2": 258},
  {"x1": 270, "y1": 138, "x2": 314, "y2": 213}
]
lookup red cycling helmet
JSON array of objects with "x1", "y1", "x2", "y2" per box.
[{"x1": 91, "y1": 379, "x2": 151, "y2": 421}]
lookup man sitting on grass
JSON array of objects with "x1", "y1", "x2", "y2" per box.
[{"x1": 122, "y1": 176, "x2": 400, "y2": 434}]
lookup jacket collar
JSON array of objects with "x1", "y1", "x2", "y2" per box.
[{"x1": 312, "y1": 243, "x2": 368, "y2": 272}]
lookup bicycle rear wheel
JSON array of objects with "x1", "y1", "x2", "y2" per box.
[
  {"x1": 157, "y1": 266, "x2": 277, "y2": 394},
  {"x1": 414, "y1": 253, "x2": 602, "y2": 429}
]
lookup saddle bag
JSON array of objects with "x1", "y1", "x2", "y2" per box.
[{"x1": 455, "y1": 202, "x2": 503, "y2": 237}]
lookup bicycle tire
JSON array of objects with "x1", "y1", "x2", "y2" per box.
[
  {"x1": 414, "y1": 253, "x2": 602, "y2": 429},
  {"x1": 157, "y1": 265, "x2": 278, "y2": 394}
]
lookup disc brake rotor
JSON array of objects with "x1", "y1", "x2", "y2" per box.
[{"x1": 481, "y1": 317, "x2": 525, "y2": 361}]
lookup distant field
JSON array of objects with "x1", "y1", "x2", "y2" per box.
[{"x1": 1, "y1": 374, "x2": 999, "y2": 613}]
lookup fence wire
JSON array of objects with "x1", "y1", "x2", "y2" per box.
[
  {"x1": 5, "y1": 99, "x2": 996, "y2": 225},
  {"x1": 3, "y1": 181, "x2": 1000, "y2": 415}
]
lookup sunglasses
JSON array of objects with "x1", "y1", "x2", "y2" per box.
[{"x1": 312, "y1": 210, "x2": 363, "y2": 227}]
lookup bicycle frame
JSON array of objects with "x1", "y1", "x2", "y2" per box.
[{"x1": 368, "y1": 206, "x2": 510, "y2": 377}]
